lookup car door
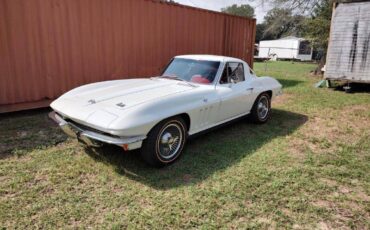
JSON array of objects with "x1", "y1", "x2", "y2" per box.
[{"x1": 215, "y1": 62, "x2": 255, "y2": 122}]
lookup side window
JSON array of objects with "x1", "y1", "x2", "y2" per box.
[
  {"x1": 220, "y1": 66, "x2": 229, "y2": 84},
  {"x1": 299, "y1": 41, "x2": 311, "y2": 55},
  {"x1": 219, "y1": 62, "x2": 245, "y2": 84}
]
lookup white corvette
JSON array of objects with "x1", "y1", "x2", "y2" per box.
[{"x1": 50, "y1": 55, "x2": 282, "y2": 166}]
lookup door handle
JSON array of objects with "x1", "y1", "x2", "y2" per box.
[{"x1": 246, "y1": 87, "x2": 254, "y2": 91}]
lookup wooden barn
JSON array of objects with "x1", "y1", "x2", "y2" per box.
[{"x1": 325, "y1": 0, "x2": 370, "y2": 84}]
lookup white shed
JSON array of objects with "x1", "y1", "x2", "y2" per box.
[
  {"x1": 325, "y1": 1, "x2": 370, "y2": 84},
  {"x1": 258, "y1": 36, "x2": 313, "y2": 61}
]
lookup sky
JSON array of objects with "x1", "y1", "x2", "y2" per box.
[{"x1": 175, "y1": 0, "x2": 271, "y2": 23}]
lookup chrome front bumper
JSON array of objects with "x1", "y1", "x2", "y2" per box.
[{"x1": 48, "y1": 111, "x2": 146, "y2": 150}]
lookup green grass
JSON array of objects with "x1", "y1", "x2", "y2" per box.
[{"x1": 1, "y1": 61, "x2": 369, "y2": 229}]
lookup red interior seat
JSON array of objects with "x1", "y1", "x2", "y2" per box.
[{"x1": 190, "y1": 75, "x2": 210, "y2": 84}]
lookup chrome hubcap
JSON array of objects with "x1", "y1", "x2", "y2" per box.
[
  {"x1": 158, "y1": 123, "x2": 183, "y2": 159},
  {"x1": 258, "y1": 96, "x2": 269, "y2": 120}
]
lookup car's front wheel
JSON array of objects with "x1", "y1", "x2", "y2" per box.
[
  {"x1": 250, "y1": 92, "x2": 271, "y2": 124},
  {"x1": 140, "y1": 117, "x2": 187, "y2": 167}
]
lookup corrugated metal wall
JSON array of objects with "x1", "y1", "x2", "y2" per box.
[
  {"x1": 0, "y1": 0, "x2": 256, "y2": 112},
  {"x1": 325, "y1": 2, "x2": 370, "y2": 83}
]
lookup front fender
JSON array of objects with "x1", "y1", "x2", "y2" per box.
[{"x1": 106, "y1": 88, "x2": 213, "y2": 136}]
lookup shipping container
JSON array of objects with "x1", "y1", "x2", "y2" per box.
[
  {"x1": 325, "y1": 1, "x2": 370, "y2": 84},
  {"x1": 258, "y1": 36, "x2": 313, "y2": 61},
  {"x1": 0, "y1": 0, "x2": 256, "y2": 113}
]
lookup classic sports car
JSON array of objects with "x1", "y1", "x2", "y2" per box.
[{"x1": 50, "y1": 55, "x2": 282, "y2": 167}]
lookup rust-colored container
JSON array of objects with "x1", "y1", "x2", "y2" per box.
[{"x1": 0, "y1": 0, "x2": 256, "y2": 113}]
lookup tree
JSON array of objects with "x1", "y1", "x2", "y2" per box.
[
  {"x1": 255, "y1": 0, "x2": 332, "y2": 46},
  {"x1": 302, "y1": 0, "x2": 332, "y2": 73},
  {"x1": 256, "y1": 0, "x2": 333, "y2": 73},
  {"x1": 221, "y1": 4, "x2": 255, "y2": 18},
  {"x1": 303, "y1": 0, "x2": 331, "y2": 51},
  {"x1": 255, "y1": 23, "x2": 267, "y2": 43},
  {"x1": 259, "y1": 0, "x2": 324, "y2": 12},
  {"x1": 262, "y1": 7, "x2": 305, "y2": 40}
]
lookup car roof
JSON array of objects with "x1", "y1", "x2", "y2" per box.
[{"x1": 175, "y1": 54, "x2": 244, "y2": 63}]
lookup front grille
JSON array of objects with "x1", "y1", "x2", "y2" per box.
[{"x1": 58, "y1": 114, "x2": 121, "y2": 138}]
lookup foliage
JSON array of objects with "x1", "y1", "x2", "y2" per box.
[
  {"x1": 255, "y1": 23, "x2": 268, "y2": 42},
  {"x1": 264, "y1": 0, "x2": 324, "y2": 12},
  {"x1": 261, "y1": 7, "x2": 306, "y2": 40},
  {"x1": 221, "y1": 4, "x2": 255, "y2": 18},
  {"x1": 258, "y1": 0, "x2": 332, "y2": 50},
  {"x1": 302, "y1": 0, "x2": 332, "y2": 50}
]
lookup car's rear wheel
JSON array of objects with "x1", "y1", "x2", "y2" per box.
[
  {"x1": 250, "y1": 92, "x2": 271, "y2": 124},
  {"x1": 140, "y1": 117, "x2": 187, "y2": 167}
]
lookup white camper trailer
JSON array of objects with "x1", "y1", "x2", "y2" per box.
[{"x1": 258, "y1": 36, "x2": 313, "y2": 61}]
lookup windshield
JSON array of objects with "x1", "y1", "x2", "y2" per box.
[{"x1": 162, "y1": 58, "x2": 220, "y2": 84}]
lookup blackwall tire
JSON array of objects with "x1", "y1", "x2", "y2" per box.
[{"x1": 140, "y1": 117, "x2": 187, "y2": 167}]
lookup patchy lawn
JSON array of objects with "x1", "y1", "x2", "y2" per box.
[{"x1": 0, "y1": 61, "x2": 369, "y2": 229}]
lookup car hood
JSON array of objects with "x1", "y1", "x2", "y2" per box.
[{"x1": 50, "y1": 78, "x2": 197, "y2": 128}]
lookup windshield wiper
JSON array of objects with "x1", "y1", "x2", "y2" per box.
[
  {"x1": 160, "y1": 75, "x2": 185, "y2": 81},
  {"x1": 159, "y1": 75, "x2": 196, "y2": 87}
]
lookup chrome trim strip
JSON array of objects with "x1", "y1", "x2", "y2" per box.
[{"x1": 48, "y1": 111, "x2": 146, "y2": 147}]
